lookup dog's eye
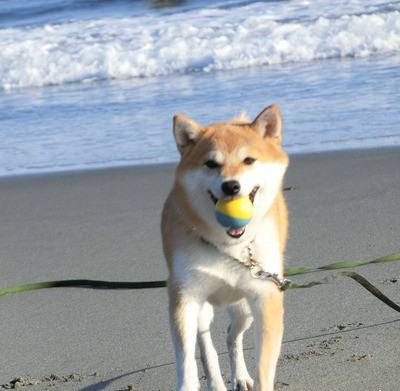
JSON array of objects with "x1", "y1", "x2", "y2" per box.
[
  {"x1": 243, "y1": 157, "x2": 256, "y2": 165},
  {"x1": 205, "y1": 160, "x2": 220, "y2": 169}
]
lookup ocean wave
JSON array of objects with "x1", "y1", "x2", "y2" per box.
[{"x1": 1, "y1": 8, "x2": 400, "y2": 90}]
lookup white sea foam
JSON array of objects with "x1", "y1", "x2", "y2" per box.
[{"x1": 1, "y1": 4, "x2": 400, "y2": 90}]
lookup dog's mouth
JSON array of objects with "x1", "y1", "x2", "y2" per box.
[
  {"x1": 208, "y1": 186, "x2": 259, "y2": 239},
  {"x1": 226, "y1": 227, "x2": 246, "y2": 238},
  {"x1": 248, "y1": 186, "x2": 259, "y2": 205}
]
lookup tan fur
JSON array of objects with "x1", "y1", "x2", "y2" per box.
[
  {"x1": 256, "y1": 290, "x2": 284, "y2": 390},
  {"x1": 162, "y1": 105, "x2": 288, "y2": 391}
]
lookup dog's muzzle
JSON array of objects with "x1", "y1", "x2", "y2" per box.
[{"x1": 208, "y1": 186, "x2": 259, "y2": 239}]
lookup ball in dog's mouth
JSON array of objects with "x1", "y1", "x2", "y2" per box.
[{"x1": 210, "y1": 187, "x2": 259, "y2": 238}]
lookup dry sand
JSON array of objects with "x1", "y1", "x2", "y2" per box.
[{"x1": 1, "y1": 148, "x2": 399, "y2": 390}]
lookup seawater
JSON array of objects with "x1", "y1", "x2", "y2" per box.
[{"x1": 1, "y1": 0, "x2": 400, "y2": 176}]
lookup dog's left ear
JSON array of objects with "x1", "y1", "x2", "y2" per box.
[
  {"x1": 251, "y1": 104, "x2": 282, "y2": 144},
  {"x1": 173, "y1": 114, "x2": 204, "y2": 155}
]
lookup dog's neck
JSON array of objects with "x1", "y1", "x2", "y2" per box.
[
  {"x1": 199, "y1": 234, "x2": 290, "y2": 290},
  {"x1": 200, "y1": 235, "x2": 257, "y2": 268}
]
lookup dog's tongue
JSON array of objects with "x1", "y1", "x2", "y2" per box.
[{"x1": 228, "y1": 227, "x2": 245, "y2": 237}]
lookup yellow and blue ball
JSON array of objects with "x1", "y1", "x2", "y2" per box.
[{"x1": 215, "y1": 196, "x2": 253, "y2": 230}]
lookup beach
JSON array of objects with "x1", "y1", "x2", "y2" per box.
[{"x1": 0, "y1": 148, "x2": 399, "y2": 391}]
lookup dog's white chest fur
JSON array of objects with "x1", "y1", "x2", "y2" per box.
[{"x1": 171, "y1": 215, "x2": 281, "y2": 308}]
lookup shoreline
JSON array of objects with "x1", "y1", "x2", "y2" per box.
[
  {"x1": 1, "y1": 146, "x2": 399, "y2": 390},
  {"x1": 0, "y1": 145, "x2": 398, "y2": 181}
]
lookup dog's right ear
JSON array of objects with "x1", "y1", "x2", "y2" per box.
[
  {"x1": 251, "y1": 104, "x2": 282, "y2": 144},
  {"x1": 173, "y1": 115, "x2": 204, "y2": 155}
]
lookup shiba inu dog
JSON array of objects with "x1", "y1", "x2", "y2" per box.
[{"x1": 161, "y1": 105, "x2": 289, "y2": 391}]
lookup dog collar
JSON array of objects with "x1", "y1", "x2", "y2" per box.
[{"x1": 200, "y1": 237, "x2": 291, "y2": 291}]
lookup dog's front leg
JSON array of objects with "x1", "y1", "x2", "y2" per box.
[
  {"x1": 250, "y1": 288, "x2": 284, "y2": 391},
  {"x1": 226, "y1": 299, "x2": 254, "y2": 391},
  {"x1": 198, "y1": 301, "x2": 227, "y2": 391},
  {"x1": 169, "y1": 287, "x2": 201, "y2": 391}
]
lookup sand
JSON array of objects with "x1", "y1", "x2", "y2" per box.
[{"x1": 0, "y1": 148, "x2": 399, "y2": 390}]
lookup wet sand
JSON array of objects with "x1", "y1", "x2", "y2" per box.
[{"x1": 1, "y1": 148, "x2": 399, "y2": 390}]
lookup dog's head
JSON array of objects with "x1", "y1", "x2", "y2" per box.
[{"x1": 173, "y1": 105, "x2": 288, "y2": 241}]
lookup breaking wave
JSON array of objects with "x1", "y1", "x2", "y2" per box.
[{"x1": 1, "y1": 3, "x2": 400, "y2": 90}]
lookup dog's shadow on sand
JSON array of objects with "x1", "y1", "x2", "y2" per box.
[
  {"x1": 78, "y1": 318, "x2": 400, "y2": 390},
  {"x1": 78, "y1": 361, "x2": 175, "y2": 391}
]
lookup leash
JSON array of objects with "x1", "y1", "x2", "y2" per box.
[
  {"x1": 281, "y1": 251, "x2": 400, "y2": 308},
  {"x1": 284, "y1": 270, "x2": 400, "y2": 312},
  {"x1": 279, "y1": 252, "x2": 400, "y2": 313},
  {"x1": 1, "y1": 252, "x2": 399, "y2": 313},
  {"x1": 284, "y1": 252, "x2": 400, "y2": 276},
  {"x1": 0, "y1": 279, "x2": 167, "y2": 296}
]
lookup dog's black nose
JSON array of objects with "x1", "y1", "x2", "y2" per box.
[{"x1": 221, "y1": 180, "x2": 241, "y2": 196}]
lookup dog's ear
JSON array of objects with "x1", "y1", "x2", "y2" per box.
[
  {"x1": 173, "y1": 115, "x2": 204, "y2": 155},
  {"x1": 251, "y1": 104, "x2": 282, "y2": 144}
]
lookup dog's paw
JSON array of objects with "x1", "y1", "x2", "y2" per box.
[
  {"x1": 208, "y1": 380, "x2": 227, "y2": 391},
  {"x1": 232, "y1": 377, "x2": 254, "y2": 391},
  {"x1": 177, "y1": 382, "x2": 200, "y2": 391}
]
